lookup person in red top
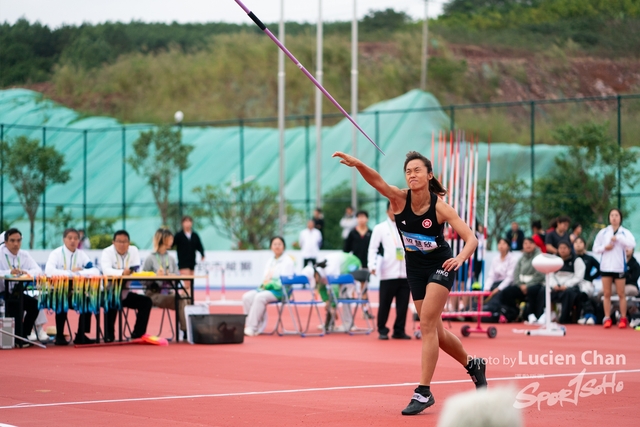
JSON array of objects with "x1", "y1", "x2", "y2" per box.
[{"x1": 531, "y1": 220, "x2": 546, "y2": 253}]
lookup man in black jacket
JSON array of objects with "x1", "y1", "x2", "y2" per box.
[{"x1": 174, "y1": 216, "x2": 205, "y2": 277}]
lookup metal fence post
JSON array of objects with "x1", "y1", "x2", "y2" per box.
[
  {"x1": 375, "y1": 111, "x2": 380, "y2": 223},
  {"x1": 122, "y1": 127, "x2": 126, "y2": 229},
  {"x1": 305, "y1": 115, "x2": 311, "y2": 219},
  {"x1": 0, "y1": 124, "x2": 3, "y2": 228},
  {"x1": 42, "y1": 127, "x2": 46, "y2": 248},
  {"x1": 449, "y1": 106, "x2": 455, "y2": 131},
  {"x1": 530, "y1": 101, "x2": 535, "y2": 216},
  {"x1": 239, "y1": 119, "x2": 245, "y2": 203},
  {"x1": 617, "y1": 95, "x2": 622, "y2": 210},
  {"x1": 83, "y1": 130, "x2": 88, "y2": 232},
  {"x1": 179, "y1": 123, "x2": 184, "y2": 221}
]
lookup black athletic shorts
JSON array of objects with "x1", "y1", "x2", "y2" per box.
[
  {"x1": 406, "y1": 261, "x2": 455, "y2": 300},
  {"x1": 600, "y1": 271, "x2": 625, "y2": 279}
]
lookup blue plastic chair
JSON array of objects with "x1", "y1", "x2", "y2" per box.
[
  {"x1": 277, "y1": 275, "x2": 325, "y2": 337},
  {"x1": 326, "y1": 274, "x2": 373, "y2": 335}
]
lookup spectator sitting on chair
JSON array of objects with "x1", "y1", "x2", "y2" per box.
[
  {"x1": 368, "y1": 201, "x2": 411, "y2": 340},
  {"x1": 0, "y1": 228, "x2": 43, "y2": 347},
  {"x1": 531, "y1": 220, "x2": 546, "y2": 253},
  {"x1": 340, "y1": 206, "x2": 357, "y2": 241},
  {"x1": 573, "y1": 237, "x2": 600, "y2": 283},
  {"x1": 624, "y1": 248, "x2": 640, "y2": 297},
  {"x1": 549, "y1": 241, "x2": 586, "y2": 324},
  {"x1": 101, "y1": 230, "x2": 152, "y2": 342},
  {"x1": 545, "y1": 215, "x2": 572, "y2": 255},
  {"x1": 569, "y1": 223, "x2": 582, "y2": 244},
  {"x1": 506, "y1": 222, "x2": 524, "y2": 251},
  {"x1": 242, "y1": 236, "x2": 294, "y2": 336},
  {"x1": 299, "y1": 219, "x2": 322, "y2": 267},
  {"x1": 142, "y1": 228, "x2": 188, "y2": 337},
  {"x1": 485, "y1": 238, "x2": 517, "y2": 298},
  {"x1": 45, "y1": 228, "x2": 101, "y2": 345},
  {"x1": 482, "y1": 238, "x2": 518, "y2": 323},
  {"x1": 499, "y1": 238, "x2": 545, "y2": 323}
]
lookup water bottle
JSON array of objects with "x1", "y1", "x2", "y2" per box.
[{"x1": 0, "y1": 298, "x2": 5, "y2": 318}]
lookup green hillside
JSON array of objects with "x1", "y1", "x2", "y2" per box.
[{"x1": 1, "y1": 1, "x2": 640, "y2": 145}]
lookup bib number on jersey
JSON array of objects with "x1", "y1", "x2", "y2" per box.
[{"x1": 400, "y1": 231, "x2": 438, "y2": 254}]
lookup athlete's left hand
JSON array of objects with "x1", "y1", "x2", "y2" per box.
[{"x1": 442, "y1": 256, "x2": 465, "y2": 272}]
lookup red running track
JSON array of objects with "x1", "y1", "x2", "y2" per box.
[{"x1": 0, "y1": 291, "x2": 638, "y2": 426}]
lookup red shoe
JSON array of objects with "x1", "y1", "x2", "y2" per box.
[
  {"x1": 603, "y1": 318, "x2": 612, "y2": 328},
  {"x1": 618, "y1": 318, "x2": 628, "y2": 329}
]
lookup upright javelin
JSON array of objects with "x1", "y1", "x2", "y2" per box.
[{"x1": 233, "y1": 0, "x2": 384, "y2": 155}]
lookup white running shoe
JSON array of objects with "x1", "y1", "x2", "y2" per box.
[
  {"x1": 577, "y1": 318, "x2": 587, "y2": 325},
  {"x1": 37, "y1": 327, "x2": 50, "y2": 341},
  {"x1": 586, "y1": 317, "x2": 595, "y2": 325},
  {"x1": 526, "y1": 314, "x2": 537, "y2": 324},
  {"x1": 537, "y1": 313, "x2": 546, "y2": 325}
]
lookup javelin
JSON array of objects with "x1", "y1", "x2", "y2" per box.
[{"x1": 233, "y1": 0, "x2": 384, "y2": 155}]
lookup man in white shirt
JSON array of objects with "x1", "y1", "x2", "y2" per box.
[
  {"x1": 45, "y1": 228, "x2": 101, "y2": 345},
  {"x1": 368, "y1": 202, "x2": 411, "y2": 340},
  {"x1": 101, "y1": 230, "x2": 152, "y2": 342},
  {"x1": 0, "y1": 228, "x2": 42, "y2": 347},
  {"x1": 299, "y1": 219, "x2": 323, "y2": 267}
]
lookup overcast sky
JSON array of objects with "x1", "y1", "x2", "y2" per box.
[{"x1": 1, "y1": 0, "x2": 448, "y2": 28}]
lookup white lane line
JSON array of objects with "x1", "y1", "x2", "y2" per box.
[{"x1": 2, "y1": 368, "x2": 639, "y2": 410}]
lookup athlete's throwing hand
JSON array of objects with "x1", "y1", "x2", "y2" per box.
[{"x1": 333, "y1": 151, "x2": 361, "y2": 167}]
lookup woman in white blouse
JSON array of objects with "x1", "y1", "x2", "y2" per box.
[
  {"x1": 592, "y1": 208, "x2": 636, "y2": 329},
  {"x1": 486, "y1": 238, "x2": 518, "y2": 299},
  {"x1": 242, "y1": 236, "x2": 294, "y2": 336}
]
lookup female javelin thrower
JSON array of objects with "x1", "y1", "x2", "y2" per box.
[{"x1": 333, "y1": 150, "x2": 487, "y2": 415}]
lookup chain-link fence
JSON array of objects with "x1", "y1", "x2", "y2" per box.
[{"x1": 1, "y1": 93, "x2": 639, "y2": 249}]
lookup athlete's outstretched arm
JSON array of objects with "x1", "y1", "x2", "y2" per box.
[
  {"x1": 333, "y1": 151, "x2": 405, "y2": 204},
  {"x1": 436, "y1": 202, "x2": 478, "y2": 271}
]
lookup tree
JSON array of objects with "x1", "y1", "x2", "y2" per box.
[
  {"x1": 321, "y1": 183, "x2": 370, "y2": 250},
  {"x1": 361, "y1": 9, "x2": 411, "y2": 33},
  {"x1": 476, "y1": 175, "x2": 529, "y2": 250},
  {"x1": 533, "y1": 122, "x2": 639, "y2": 241},
  {"x1": 128, "y1": 125, "x2": 193, "y2": 226},
  {"x1": 193, "y1": 181, "x2": 300, "y2": 250},
  {"x1": 1, "y1": 136, "x2": 70, "y2": 248}
]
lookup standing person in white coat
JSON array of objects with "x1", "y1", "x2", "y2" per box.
[
  {"x1": 592, "y1": 208, "x2": 636, "y2": 329},
  {"x1": 299, "y1": 219, "x2": 323, "y2": 267},
  {"x1": 45, "y1": 228, "x2": 101, "y2": 345},
  {"x1": 368, "y1": 201, "x2": 411, "y2": 340},
  {"x1": 242, "y1": 236, "x2": 294, "y2": 336}
]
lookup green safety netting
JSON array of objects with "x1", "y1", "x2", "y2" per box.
[{"x1": 0, "y1": 88, "x2": 637, "y2": 249}]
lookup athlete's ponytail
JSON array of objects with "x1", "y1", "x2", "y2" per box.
[{"x1": 404, "y1": 151, "x2": 447, "y2": 197}]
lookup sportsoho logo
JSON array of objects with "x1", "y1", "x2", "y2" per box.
[{"x1": 514, "y1": 369, "x2": 624, "y2": 410}]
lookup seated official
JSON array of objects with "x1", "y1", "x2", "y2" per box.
[
  {"x1": 142, "y1": 228, "x2": 188, "y2": 336},
  {"x1": 101, "y1": 230, "x2": 152, "y2": 342},
  {"x1": 624, "y1": 248, "x2": 640, "y2": 297},
  {"x1": 499, "y1": 238, "x2": 545, "y2": 323},
  {"x1": 45, "y1": 228, "x2": 101, "y2": 345},
  {"x1": 485, "y1": 238, "x2": 517, "y2": 296},
  {"x1": 0, "y1": 228, "x2": 42, "y2": 347},
  {"x1": 243, "y1": 236, "x2": 294, "y2": 336},
  {"x1": 549, "y1": 241, "x2": 586, "y2": 324}
]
